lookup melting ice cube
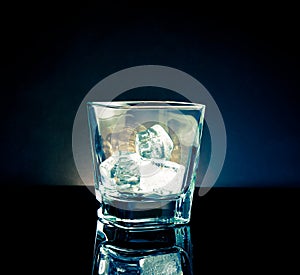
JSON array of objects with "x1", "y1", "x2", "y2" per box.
[
  {"x1": 136, "y1": 124, "x2": 174, "y2": 160},
  {"x1": 140, "y1": 252, "x2": 183, "y2": 275}
]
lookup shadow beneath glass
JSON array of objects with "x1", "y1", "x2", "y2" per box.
[{"x1": 92, "y1": 220, "x2": 193, "y2": 274}]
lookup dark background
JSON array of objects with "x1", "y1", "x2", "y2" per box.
[
  {"x1": 2, "y1": 1, "x2": 300, "y2": 187},
  {"x1": 1, "y1": 1, "x2": 300, "y2": 274}
]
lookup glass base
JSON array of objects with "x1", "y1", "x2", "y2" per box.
[{"x1": 97, "y1": 190, "x2": 193, "y2": 230}]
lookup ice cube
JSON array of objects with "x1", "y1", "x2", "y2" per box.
[
  {"x1": 138, "y1": 159, "x2": 185, "y2": 196},
  {"x1": 140, "y1": 252, "x2": 183, "y2": 275},
  {"x1": 111, "y1": 154, "x2": 140, "y2": 186},
  {"x1": 136, "y1": 124, "x2": 174, "y2": 160},
  {"x1": 99, "y1": 152, "x2": 141, "y2": 193},
  {"x1": 100, "y1": 153, "x2": 185, "y2": 197}
]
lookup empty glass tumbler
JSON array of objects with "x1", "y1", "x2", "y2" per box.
[{"x1": 87, "y1": 101, "x2": 205, "y2": 229}]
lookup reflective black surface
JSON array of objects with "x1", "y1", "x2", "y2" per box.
[
  {"x1": 92, "y1": 221, "x2": 193, "y2": 274},
  {"x1": 2, "y1": 186, "x2": 299, "y2": 274}
]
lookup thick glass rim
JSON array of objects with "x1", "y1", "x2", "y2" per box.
[{"x1": 87, "y1": 101, "x2": 205, "y2": 110}]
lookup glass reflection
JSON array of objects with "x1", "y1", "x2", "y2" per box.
[{"x1": 92, "y1": 220, "x2": 193, "y2": 274}]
